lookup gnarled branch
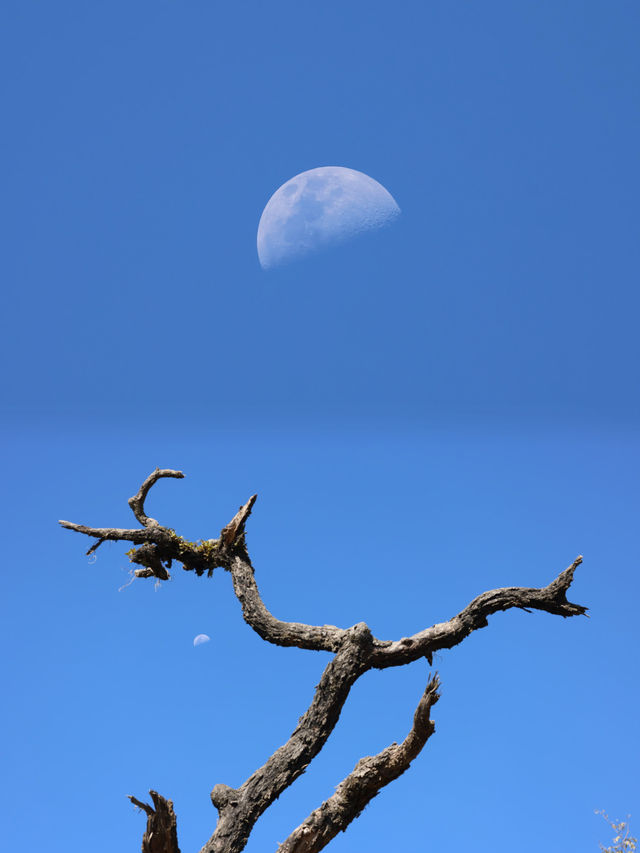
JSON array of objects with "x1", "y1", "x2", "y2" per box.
[
  {"x1": 228, "y1": 554, "x2": 347, "y2": 653},
  {"x1": 59, "y1": 472, "x2": 347, "y2": 649},
  {"x1": 61, "y1": 469, "x2": 587, "y2": 853},
  {"x1": 277, "y1": 673, "x2": 441, "y2": 853},
  {"x1": 202, "y1": 623, "x2": 374, "y2": 853},
  {"x1": 128, "y1": 468, "x2": 185, "y2": 527},
  {"x1": 370, "y1": 556, "x2": 586, "y2": 668}
]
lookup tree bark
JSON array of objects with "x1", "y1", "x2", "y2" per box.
[
  {"x1": 277, "y1": 674, "x2": 440, "y2": 853},
  {"x1": 129, "y1": 791, "x2": 180, "y2": 853},
  {"x1": 60, "y1": 469, "x2": 587, "y2": 853}
]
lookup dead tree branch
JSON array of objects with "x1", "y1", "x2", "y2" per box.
[
  {"x1": 370, "y1": 556, "x2": 586, "y2": 669},
  {"x1": 129, "y1": 790, "x2": 180, "y2": 853},
  {"x1": 276, "y1": 673, "x2": 441, "y2": 853},
  {"x1": 204, "y1": 624, "x2": 373, "y2": 853},
  {"x1": 128, "y1": 468, "x2": 185, "y2": 527},
  {"x1": 60, "y1": 469, "x2": 587, "y2": 853},
  {"x1": 227, "y1": 553, "x2": 347, "y2": 652}
]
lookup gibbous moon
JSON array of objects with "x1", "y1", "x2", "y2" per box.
[
  {"x1": 193, "y1": 633, "x2": 210, "y2": 647},
  {"x1": 257, "y1": 166, "x2": 400, "y2": 269}
]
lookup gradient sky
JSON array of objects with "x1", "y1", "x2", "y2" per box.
[{"x1": 1, "y1": 2, "x2": 639, "y2": 852}]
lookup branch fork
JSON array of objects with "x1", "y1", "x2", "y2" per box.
[
  {"x1": 60, "y1": 469, "x2": 256, "y2": 582},
  {"x1": 60, "y1": 469, "x2": 587, "y2": 853}
]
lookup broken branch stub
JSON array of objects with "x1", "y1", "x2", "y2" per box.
[{"x1": 129, "y1": 791, "x2": 180, "y2": 853}]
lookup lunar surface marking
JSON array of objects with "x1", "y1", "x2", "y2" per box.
[{"x1": 257, "y1": 166, "x2": 400, "y2": 269}]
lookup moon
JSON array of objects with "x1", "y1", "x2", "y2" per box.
[
  {"x1": 257, "y1": 166, "x2": 400, "y2": 269},
  {"x1": 193, "y1": 633, "x2": 210, "y2": 647}
]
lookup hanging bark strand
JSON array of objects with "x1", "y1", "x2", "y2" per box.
[{"x1": 60, "y1": 469, "x2": 587, "y2": 853}]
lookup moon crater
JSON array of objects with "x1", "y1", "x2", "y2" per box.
[{"x1": 257, "y1": 166, "x2": 400, "y2": 269}]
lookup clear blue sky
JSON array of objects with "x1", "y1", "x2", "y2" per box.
[{"x1": 1, "y1": 2, "x2": 638, "y2": 851}]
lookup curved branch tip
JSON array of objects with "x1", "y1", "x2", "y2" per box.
[{"x1": 128, "y1": 468, "x2": 185, "y2": 527}]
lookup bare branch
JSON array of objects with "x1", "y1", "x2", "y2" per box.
[
  {"x1": 58, "y1": 521, "x2": 152, "y2": 551},
  {"x1": 60, "y1": 474, "x2": 346, "y2": 651},
  {"x1": 277, "y1": 674, "x2": 441, "y2": 853},
  {"x1": 62, "y1": 472, "x2": 587, "y2": 853},
  {"x1": 128, "y1": 790, "x2": 181, "y2": 853},
  {"x1": 128, "y1": 468, "x2": 184, "y2": 526},
  {"x1": 544, "y1": 555, "x2": 585, "y2": 606},
  {"x1": 370, "y1": 556, "x2": 586, "y2": 668},
  {"x1": 228, "y1": 554, "x2": 348, "y2": 653},
  {"x1": 201, "y1": 624, "x2": 374, "y2": 853}
]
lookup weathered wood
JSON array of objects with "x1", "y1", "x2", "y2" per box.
[
  {"x1": 61, "y1": 469, "x2": 587, "y2": 853},
  {"x1": 129, "y1": 791, "x2": 180, "y2": 853},
  {"x1": 277, "y1": 674, "x2": 441, "y2": 853}
]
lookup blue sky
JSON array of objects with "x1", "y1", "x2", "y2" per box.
[{"x1": 1, "y1": 2, "x2": 638, "y2": 851}]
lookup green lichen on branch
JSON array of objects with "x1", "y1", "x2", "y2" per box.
[
  {"x1": 115, "y1": 490, "x2": 257, "y2": 584},
  {"x1": 172, "y1": 533, "x2": 221, "y2": 563},
  {"x1": 125, "y1": 531, "x2": 230, "y2": 580}
]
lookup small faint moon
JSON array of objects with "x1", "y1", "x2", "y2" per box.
[
  {"x1": 193, "y1": 634, "x2": 210, "y2": 647},
  {"x1": 257, "y1": 166, "x2": 400, "y2": 269}
]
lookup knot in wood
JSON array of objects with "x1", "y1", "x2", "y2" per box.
[
  {"x1": 210, "y1": 783, "x2": 238, "y2": 811},
  {"x1": 342, "y1": 622, "x2": 374, "y2": 656}
]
